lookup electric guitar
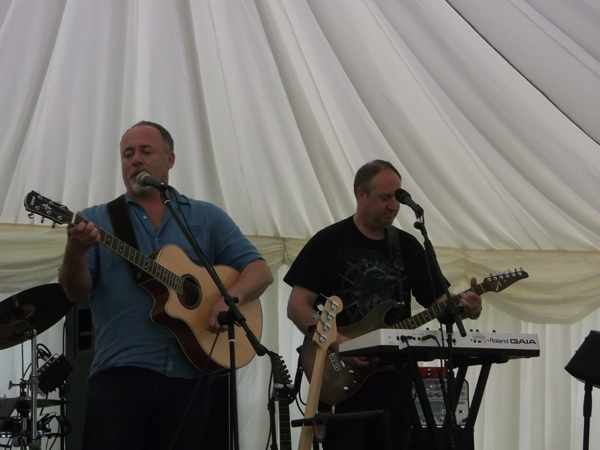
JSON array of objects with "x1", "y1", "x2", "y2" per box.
[
  {"x1": 24, "y1": 191, "x2": 262, "y2": 375},
  {"x1": 300, "y1": 270, "x2": 528, "y2": 405},
  {"x1": 298, "y1": 296, "x2": 343, "y2": 450},
  {"x1": 269, "y1": 352, "x2": 294, "y2": 450}
]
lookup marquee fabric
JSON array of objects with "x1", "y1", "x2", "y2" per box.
[{"x1": 0, "y1": 1, "x2": 598, "y2": 448}]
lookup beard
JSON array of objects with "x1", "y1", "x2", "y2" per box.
[{"x1": 130, "y1": 182, "x2": 154, "y2": 196}]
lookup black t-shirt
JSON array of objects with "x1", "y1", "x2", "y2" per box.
[{"x1": 284, "y1": 216, "x2": 448, "y2": 327}]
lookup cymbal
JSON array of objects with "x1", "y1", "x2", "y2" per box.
[
  {"x1": 16, "y1": 397, "x2": 67, "y2": 409},
  {"x1": 0, "y1": 284, "x2": 72, "y2": 350}
]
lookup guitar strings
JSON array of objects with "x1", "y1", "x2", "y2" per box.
[
  {"x1": 82, "y1": 215, "x2": 202, "y2": 297},
  {"x1": 75, "y1": 206, "x2": 214, "y2": 301}
]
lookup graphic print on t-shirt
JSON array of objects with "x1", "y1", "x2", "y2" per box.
[{"x1": 333, "y1": 246, "x2": 405, "y2": 325}]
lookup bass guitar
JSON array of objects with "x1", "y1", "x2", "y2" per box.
[
  {"x1": 24, "y1": 190, "x2": 262, "y2": 375},
  {"x1": 300, "y1": 269, "x2": 528, "y2": 405},
  {"x1": 298, "y1": 296, "x2": 343, "y2": 450}
]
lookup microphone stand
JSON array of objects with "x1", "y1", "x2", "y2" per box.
[
  {"x1": 413, "y1": 213, "x2": 464, "y2": 450},
  {"x1": 158, "y1": 187, "x2": 266, "y2": 450}
]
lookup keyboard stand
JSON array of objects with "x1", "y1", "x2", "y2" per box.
[
  {"x1": 456, "y1": 354, "x2": 508, "y2": 450},
  {"x1": 408, "y1": 358, "x2": 442, "y2": 450},
  {"x1": 408, "y1": 353, "x2": 511, "y2": 450}
]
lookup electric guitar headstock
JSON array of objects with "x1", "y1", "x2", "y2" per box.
[
  {"x1": 269, "y1": 352, "x2": 293, "y2": 404},
  {"x1": 477, "y1": 268, "x2": 529, "y2": 293},
  {"x1": 268, "y1": 352, "x2": 294, "y2": 450}
]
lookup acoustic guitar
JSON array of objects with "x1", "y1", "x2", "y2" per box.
[{"x1": 24, "y1": 190, "x2": 262, "y2": 375}]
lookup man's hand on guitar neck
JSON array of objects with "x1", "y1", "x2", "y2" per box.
[
  {"x1": 332, "y1": 334, "x2": 370, "y2": 369},
  {"x1": 59, "y1": 217, "x2": 100, "y2": 303},
  {"x1": 457, "y1": 277, "x2": 483, "y2": 319},
  {"x1": 66, "y1": 217, "x2": 101, "y2": 254},
  {"x1": 433, "y1": 277, "x2": 483, "y2": 320}
]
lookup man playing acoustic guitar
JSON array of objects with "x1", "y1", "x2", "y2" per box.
[
  {"x1": 59, "y1": 121, "x2": 273, "y2": 450},
  {"x1": 285, "y1": 160, "x2": 482, "y2": 449}
]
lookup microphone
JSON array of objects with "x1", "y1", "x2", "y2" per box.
[
  {"x1": 137, "y1": 172, "x2": 169, "y2": 190},
  {"x1": 395, "y1": 188, "x2": 424, "y2": 217}
]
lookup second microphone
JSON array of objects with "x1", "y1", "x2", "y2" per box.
[{"x1": 394, "y1": 188, "x2": 424, "y2": 217}]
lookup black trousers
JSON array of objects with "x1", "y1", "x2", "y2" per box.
[{"x1": 82, "y1": 366, "x2": 213, "y2": 450}]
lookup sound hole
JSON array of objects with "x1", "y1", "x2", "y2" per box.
[{"x1": 179, "y1": 275, "x2": 201, "y2": 309}]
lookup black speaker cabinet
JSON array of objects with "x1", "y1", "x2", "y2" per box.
[
  {"x1": 565, "y1": 330, "x2": 600, "y2": 387},
  {"x1": 64, "y1": 297, "x2": 95, "y2": 450}
]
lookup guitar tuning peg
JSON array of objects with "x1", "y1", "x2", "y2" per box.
[
  {"x1": 28, "y1": 213, "x2": 35, "y2": 219},
  {"x1": 312, "y1": 314, "x2": 320, "y2": 321},
  {"x1": 40, "y1": 217, "x2": 44, "y2": 223},
  {"x1": 51, "y1": 222, "x2": 56, "y2": 229},
  {"x1": 317, "y1": 304, "x2": 324, "y2": 312}
]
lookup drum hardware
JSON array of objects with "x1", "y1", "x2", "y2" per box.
[{"x1": 0, "y1": 284, "x2": 73, "y2": 449}]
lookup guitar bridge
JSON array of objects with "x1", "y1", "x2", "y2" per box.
[{"x1": 329, "y1": 352, "x2": 346, "y2": 372}]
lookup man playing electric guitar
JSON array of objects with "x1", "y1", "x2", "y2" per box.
[
  {"x1": 58, "y1": 121, "x2": 273, "y2": 450},
  {"x1": 285, "y1": 160, "x2": 482, "y2": 450}
]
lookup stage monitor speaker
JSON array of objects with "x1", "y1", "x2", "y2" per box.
[
  {"x1": 565, "y1": 330, "x2": 600, "y2": 387},
  {"x1": 65, "y1": 297, "x2": 95, "y2": 450}
]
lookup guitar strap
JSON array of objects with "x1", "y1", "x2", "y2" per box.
[
  {"x1": 106, "y1": 195, "x2": 149, "y2": 284},
  {"x1": 386, "y1": 226, "x2": 405, "y2": 309}
]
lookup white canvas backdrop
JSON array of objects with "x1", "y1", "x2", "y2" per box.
[{"x1": 0, "y1": 1, "x2": 599, "y2": 449}]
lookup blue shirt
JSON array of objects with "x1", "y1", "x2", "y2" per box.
[{"x1": 83, "y1": 193, "x2": 263, "y2": 379}]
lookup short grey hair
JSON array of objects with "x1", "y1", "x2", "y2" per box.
[
  {"x1": 121, "y1": 121, "x2": 174, "y2": 153},
  {"x1": 353, "y1": 160, "x2": 401, "y2": 197}
]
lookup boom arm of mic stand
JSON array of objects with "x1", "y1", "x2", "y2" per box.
[
  {"x1": 414, "y1": 216, "x2": 466, "y2": 338},
  {"x1": 159, "y1": 189, "x2": 265, "y2": 356}
]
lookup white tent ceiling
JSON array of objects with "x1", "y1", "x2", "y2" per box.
[{"x1": 0, "y1": 1, "x2": 599, "y2": 449}]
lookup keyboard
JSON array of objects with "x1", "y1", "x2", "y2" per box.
[{"x1": 339, "y1": 329, "x2": 540, "y2": 360}]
